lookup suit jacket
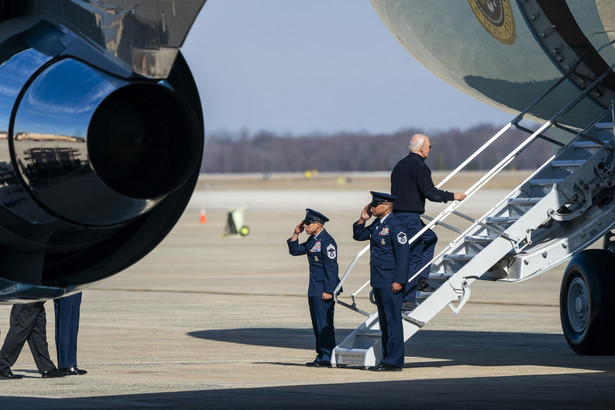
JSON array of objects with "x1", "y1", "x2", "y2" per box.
[
  {"x1": 288, "y1": 229, "x2": 340, "y2": 297},
  {"x1": 353, "y1": 213, "x2": 409, "y2": 288}
]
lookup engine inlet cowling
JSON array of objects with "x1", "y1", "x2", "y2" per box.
[{"x1": 12, "y1": 58, "x2": 202, "y2": 227}]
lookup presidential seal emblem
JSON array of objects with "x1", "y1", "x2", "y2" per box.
[{"x1": 468, "y1": 0, "x2": 516, "y2": 45}]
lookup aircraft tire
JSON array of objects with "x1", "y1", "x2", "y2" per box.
[{"x1": 560, "y1": 250, "x2": 615, "y2": 355}]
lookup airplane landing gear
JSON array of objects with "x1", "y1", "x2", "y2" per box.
[{"x1": 560, "y1": 250, "x2": 615, "y2": 355}]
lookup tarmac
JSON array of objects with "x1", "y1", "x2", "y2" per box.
[{"x1": 1, "y1": 172, "x2": 614, "y2": 409}]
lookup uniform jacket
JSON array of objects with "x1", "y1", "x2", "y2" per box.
[
  {"x1": 390, "y1": 152, "x2": 454, "y2": 213},
  {"x1": 353, "y1": 213, "x2": 410, "y2": 288},
  {"x1": 288, "y1": 229, "x2": 340, "y2": 297}
]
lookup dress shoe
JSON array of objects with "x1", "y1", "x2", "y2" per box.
[
  {"x1": 305, "y1": 360, "x2": 332, "y2": 368},
  {"x1": 41, "y1": 369, "x2": 66, "y2": 378},
  {"x1": 417, "y1": 278, "x2": 435, "y2": 292},
  {"x1": 402, "y1": 301, "x2": 417, "y2": 312},
  {"x1": 369, "y1": 363, "x2": 402, "y2": 372},
  {"x1": 0, "y1": 369, "x2": 23, "y2": 379},
  {"x1": 61, "y1": 366, "x2": 87, "y2": 375}
]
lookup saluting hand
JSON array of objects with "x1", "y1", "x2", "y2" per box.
[
  {"x1": 360, "y1": 203, "x2": 372, "y2": 221},
  {"x1": 294, "y1": 222, "x2": 305, "y2": 235}
]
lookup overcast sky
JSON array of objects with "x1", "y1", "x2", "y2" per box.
[{"x1": 182, "y1": 0, "x2": 513, "y2": 136}]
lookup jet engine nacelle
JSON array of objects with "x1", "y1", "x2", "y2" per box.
[{"x1": 0, "y1": 2, "x2": 205, "y2": 302}]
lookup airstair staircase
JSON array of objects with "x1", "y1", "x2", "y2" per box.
[{"x1": 331, "y1": 68, "x2": 615, "y2": 368}]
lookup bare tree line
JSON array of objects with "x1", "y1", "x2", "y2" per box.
[{"x1": 201, "y1": 123, "x2": 554, "y2": 173}]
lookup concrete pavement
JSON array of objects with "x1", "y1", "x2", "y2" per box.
[{"x1": 1, "y1": 174, "x2": 614, "y2": 409}]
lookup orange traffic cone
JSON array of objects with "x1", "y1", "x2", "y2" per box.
[{"x1": 200, "y1": 207, "x2": 207, "y2": 224}]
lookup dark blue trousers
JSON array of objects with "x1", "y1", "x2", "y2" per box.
[
  {"x1": 53, "y1": 292, "x2": 82, "y2": 369},
  {"x1": 394, "y1": 212, "x2": 437, "y2": 303},
  {"x1": 373, "y1": 287, "x2": 404, "y2": 367},
  {"x1": 308, "y1": 296, "x2": 336, "y2": 362}
]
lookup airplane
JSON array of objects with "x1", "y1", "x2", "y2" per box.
[
  {"x1": 0, "y1": 0, "x2": 613, "y2": 359},
  {"x1": 0, "y1": 1, "x2": 206, "y2": 301},
  {"x1": 331, "y1": 0, "x2": 615, "y2": 363}
]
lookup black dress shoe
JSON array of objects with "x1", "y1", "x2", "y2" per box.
[
  {"x1": 305, "y1": 360, "x2": 332, "y2": 368},
  {"x1": 369, "y1": 363, "x2": 402, "y2": 372},
  {"x1": 61, "y1": 366, "x2": 87, "y2": 375},
  {"x1": 402, "y1": 301, "x2": 417, "y2": 312},
  {"x1": 41, "y1": 369, "x2": 66, "y2": 378},
  {"x1": 0, "y1": 369, "x2": 23, "y2": 379}
]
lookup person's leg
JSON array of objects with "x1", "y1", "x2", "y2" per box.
[
  {"x1": 378, "y1": 288, "x2": 404, "y2": 367},
  {"x1": 54, "y1": 293, "x2": 82, "y2": 369},
  {"x1": 26, "y1": 303, "x2": 56, "y2": 373},
  {"x1": 418, "y1": 226, "x2": 438, "y2": 284},
  {"x1": 314, "y1": 298, "x2": 335, "y2": 363},
  {"x1": 0, "y1": 303, "x2": 41, "y2": 371},
  {"x1": 400, "y1": 213, "x2": 424, "y2": 303},
  {"x1": 373, "y1": 288, "x2": 390, "y2": 363},
  {"x1": 307, "y1": 297, "x2": 321, "y2": 360}
]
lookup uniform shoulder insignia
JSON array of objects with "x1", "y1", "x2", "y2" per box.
[
  {"x1": 326, "y1": 243, "x2": 336, "y2": 259},
  {"x1": 397, "y1": 232, "x2": 407, "y2": 244}
]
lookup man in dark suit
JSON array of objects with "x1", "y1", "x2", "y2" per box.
[
  {"x1": 0, "y1": 302, "x2": 65, "y2": 379},
  {"x1": 54, "y1": 292, "x2": 87, "y2": 375},
  {"x1": 353, "y1": 191, "x2": 409, "y2": 371},
  {"x1": 391, "y1": 134, "x2": 466, "y2": 311},
  {"x1": 288, "y1": 208, "x2": 340, "y2": 368}
]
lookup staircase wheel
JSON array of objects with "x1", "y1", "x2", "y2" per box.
[
  {"x1": 239, "y1": 225, "x2": 250, "y2": 236},
  {"x1": 560, "y1": 250, "x2": 615, "y2": 355}
]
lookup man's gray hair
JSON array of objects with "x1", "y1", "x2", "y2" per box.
[{"x1": 409, "y1": 134, "x2": 427, "y2": 151}]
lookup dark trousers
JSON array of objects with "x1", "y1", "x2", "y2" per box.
[
  {"x1": 394, "y1": 212, "x2": 437, "y2": 303},
  {"x1": 0, "y1": 302, "x2": 56, "y2": 373},
  {"x1": 308, "y1": 296, "x2": 336, "y2": 362},
  {"x1": 53, "y1": 292, "x2": 82, "y2": 369},
  {"x1": 373, "y1": 287, "x2": 404, "y2": 367}
]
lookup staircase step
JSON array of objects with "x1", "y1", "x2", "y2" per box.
[
  {"x1": 529, "y1": 178, "x2": 565, "y2": 186},
  {"x1": 550, "y1": 159, "x2": 585, "y2": 169},
  {"x1": 507, "y1": 197, "x2": 542, "y2": 205},
  {"x1": 356, "y1": 328, "x2": 381, "y2": 337},
  {"x1": 507, "y1": 197, "x2": 542, "y2": 216},
  {"x1": 333, "y1": 348, "x2": 372, "y2": 366},
  {"x1": 464, "y1": 235, "x2": 497, "y2": 252},
  {"x1": 594, "y1": 122, "x2": 614, "y2": 131}
]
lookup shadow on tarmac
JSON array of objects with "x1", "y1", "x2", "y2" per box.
[
  {"x1": 189, "y1": 327, "x2": 615, "y2": 373},
  {"x1": 3, "y1": 371, "x2": 615, "y2": 409},
  {"x1": 4, "y1": 329, "x2": 614, "y2": 409}
]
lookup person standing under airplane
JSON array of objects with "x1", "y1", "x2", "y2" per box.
[
  {"x1": 288, "y1": 208, "x2": 340, "y2": 368},
  {"x1": 0, "y1": 302, "x2": 65, "y2": 379},
  {"x1": 391, "y1": 134, "x2": 466, "y2": 311},
  {"x1": 353, "y1": 192, "x2": 409, "y2": 371},
  {"x1": 54, "y1": 292, "x2": 87, "y2": 375}
]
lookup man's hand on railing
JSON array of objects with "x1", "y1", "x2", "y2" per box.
[{"x1": 454, "y1": 192, "x2": 467, "y2": 201}]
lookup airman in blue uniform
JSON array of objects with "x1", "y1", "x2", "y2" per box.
[
  {"x1": 288, "y1": 208, "x2": 340, "y2": 367},
  {"x1": 353, "y1": 191, "x2": 409, "y2": 371}
]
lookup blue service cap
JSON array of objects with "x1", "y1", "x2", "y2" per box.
[
  {"x1": 370, "y1": 191, "x2": 397, "y2": 206},
  {"x1": 303, "y1": 208, "x2": 329, "y2": 224}
]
